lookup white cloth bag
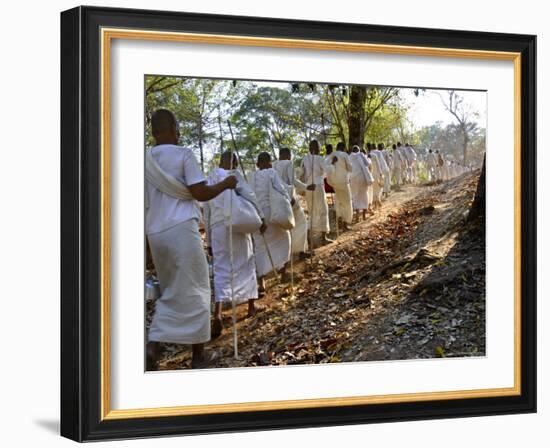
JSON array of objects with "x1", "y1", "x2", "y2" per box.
[
  {"x1": 269, "y1": 182, "x2": 295, "y2": 230},
  {"x1": 223, "y1": 190, "x2": 262, "y2": 234},
  {"x1": 359, "y1": 155, "x2": 375, "y2": 186}
]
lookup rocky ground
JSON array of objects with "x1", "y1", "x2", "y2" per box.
[{"x1": 147, "y1": 170, "x2": 485, "y2": 370}]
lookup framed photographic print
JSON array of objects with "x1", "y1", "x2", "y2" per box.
[{"x1": 60, "y1": 5, "x2": 536, "y2": 442}]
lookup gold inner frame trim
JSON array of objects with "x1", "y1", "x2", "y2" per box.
[{"x1": 100, "y1": 27, "x2": 522, "y2": 421}]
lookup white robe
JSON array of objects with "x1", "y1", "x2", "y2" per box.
[
  {"x1": 369, "y1": 152, "x2": 384, "y2": 203},
  {"x1": 349, "y1": 152, "x2": 372, "y2": 210},
  {"x1": 148, "y1": 219, "x2": 210, "y2": 344},
  {"x1": 442, "y1": 161, "x2": 451, "y2": 181},
  {"x1": 450, "y1": 163, "x2": 459, "y2": 178},
  {"x1": 249, "y1": 169, "x2": 291, "y2": 277},
  {"x1": 393, "y1": 148, "x2": 406, "y2": 185},
  {"x1": 273, "y1": 160, "x2": 308, "y2": 254},
  {"x1": 404, "y1": 145, "x2": 418, "y2": 183},
  {"x1": 436, "y1": 154, "x2": 449, "y2": 181},
  {"x1": 380, "y1": 149, "x2": 392, "y2": 193},
  {"x1": 146, "y1": 145, "x2": 210, "y2": 345},
  {"x1": 325, "y1": 151, "x2": 353, "y2": 224},
  {"x1": 365, "y1": 156, "x2": 374, "y2": 206},
  {"x1": 426, "y1": 152, "x2": 438, "y2": 181},
  {"x1": 204, "y1": 168, "x2": 260, "y2": 303},
  {"x1": 301, "y1": 154, "x2": 330, "y2": 233},
  {"x1": 371, "y1": 149, "x2": 391, "y2": 198}
]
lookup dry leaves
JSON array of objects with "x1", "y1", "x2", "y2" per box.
[{"x1": 151, "y1": 171, "x2": 486, "y2": 370}]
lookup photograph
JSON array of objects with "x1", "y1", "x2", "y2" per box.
[
  {"x1": 58, "y1": 5, "x2": 537, "y2": 441},
  {"x1": 144, "y1": 75, "x2": 487, "y2": 371}
]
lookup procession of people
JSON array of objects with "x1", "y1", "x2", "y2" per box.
[{"x1": 145, "y1": 108, "x2": 470, "y2": 369}]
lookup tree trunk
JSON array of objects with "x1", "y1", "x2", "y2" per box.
[
  {"x1": 348, "y1": 85, "x2": 366, "y2": 148},
  {"x1": 468, "y1": 154, "x2": 485, "y2": 222}
]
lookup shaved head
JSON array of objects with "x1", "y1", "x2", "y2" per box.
[
  {"x1": 151, "y1": 109, "x2": 178, "y2": 145},
  {"x1": 151, "y1": 109, "x2": 176, "y2": 134},
  {"x1": 309, "y1": 139, "x2": 320, "y2": 154},
  {"x1": 219, "y1": 151, "x2": 238, "y2": 169},
  {"x1": 257, "y1": 151, "x2": 272, "y2": 169},
  {"x1": 279, "y1": 147, "x2": 291, "y2": 160},
  {"x1": 258, "y1": 151, "x2": 271, "y2": 164},
  {"x1": 336, "y1": 141, "x2": 346, "y2": 152}
]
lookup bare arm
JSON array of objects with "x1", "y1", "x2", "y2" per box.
[{"x1": 188, "y1": 176, "x2": 237, "y2": 202}]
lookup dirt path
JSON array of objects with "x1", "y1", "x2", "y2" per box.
[{"x1": 156, "y1": 172, "x2": 485, "y2": 370}]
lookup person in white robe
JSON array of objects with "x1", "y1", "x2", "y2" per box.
[
  {"x1": 450, "y1": 161, "x2": 460, "y2": 178},
  {"x1": 361, "y1": 148, "x2": 374, "y2": 209},
  {"x1": 391, "y1": 143, "x2": 404, "y2": 187},
  {"x1": 416, "y1": 152, "x2": 426, "y2": 181},
  {"x1": 444, "y1": 160, "x2": 452, "y2": 180},
  {"x1": 145, "y1": 109, "x2": 237, "y2": 370},
  {"x1": 273, "y1": 147, "x2": 310, "y2": 259},
  {"x1": 368, "y1": 145, "x2": 385, "y2": 207},
  {"x1": 403, "y1": 143, "x2": 418, "y2": 183},
  {"x1": 249, "y1": 152, "x2": 293, "y2": 291},
  {"x1": 435, "y1": 150, "x2": 449, "y2": 181},
  {"x1": 301, "y1": 139, "x2": 332, "y2": 244},
  {"x1": 426, "y1": 149, "x2": 438, "y2": 182},
  {"x1": 361, "y1": 149, "x2": 376, "y2": 215},
  {"x1": 349, "y1": 145, "x2": 374, "y2": 221},
  {"x1": 378, "y1": 143, "x2": 392, "y2": 196},
  {"x1": 325, "y1": 142, "x2": 353, "y2": 231},
  {"x1": 204, "y1": 152, "x2": 265, "y2": 335}
]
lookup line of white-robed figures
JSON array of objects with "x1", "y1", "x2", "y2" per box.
[{"x1": 146, "y1": 128, "x2": 465, "y2": 369}]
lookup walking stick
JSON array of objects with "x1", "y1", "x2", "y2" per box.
[
  {"x1": 227, "y1": 121, "x2": 280, "y2": 282},
  {"x1": 227, "y1": 137, "x2": 238, "y2": 359},
  {"x1": 288, "y1": 231, "x2": 295, "y2": 299},
  {"x1": 308, "y1": 152, "x2": 315, "y2": 266},
  {"x1": 287, "y1": 165, "x2": 297, "y2": 300},
  {"x1": 228, "y1": 191, "x2": 238, "y2": 359}
]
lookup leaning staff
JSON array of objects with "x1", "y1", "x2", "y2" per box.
[
  {"x1": 227, "y1": 121, "x2": 280, "y2": 282},
  {"x1": 308, "y1": 145, "x2": 316, "y2": 265},
  {"x1": 227, "y1": 144, "x2": 238, "y2": 359},
  {"x1": 287, "y1": 162, "x2": 297, "y2": 299}
]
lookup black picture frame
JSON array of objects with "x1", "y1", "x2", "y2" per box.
[{"x1": 61, "y1": 5, "x2": 536, "y2": 442}]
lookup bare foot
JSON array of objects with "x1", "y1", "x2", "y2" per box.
[
  {"x1": 211, "y1": 317, "x2": 223, "y2": 338},
  {"x1": 258, "y1": 277, "x2": 266, "y2": 294},
  {"x1": 191, "y1": 350, "x2": 219, "y2": 369},
  {"x1": 247, "y1": 303, "x2": 266, "y2": 318},
  {"x1": 146, "y1": 342, "x2": 159, "y2": 371}
]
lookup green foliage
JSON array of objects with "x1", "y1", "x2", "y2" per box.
[
  {"x1": 144, "y1": 77, "x2": 485, "y2": 169},
  {"x1": 365, "y1": 97, "x2": 409, "y2": 144},
  {"x1": 414, "y1": 122, "x2": 485, "y2": 167}
]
